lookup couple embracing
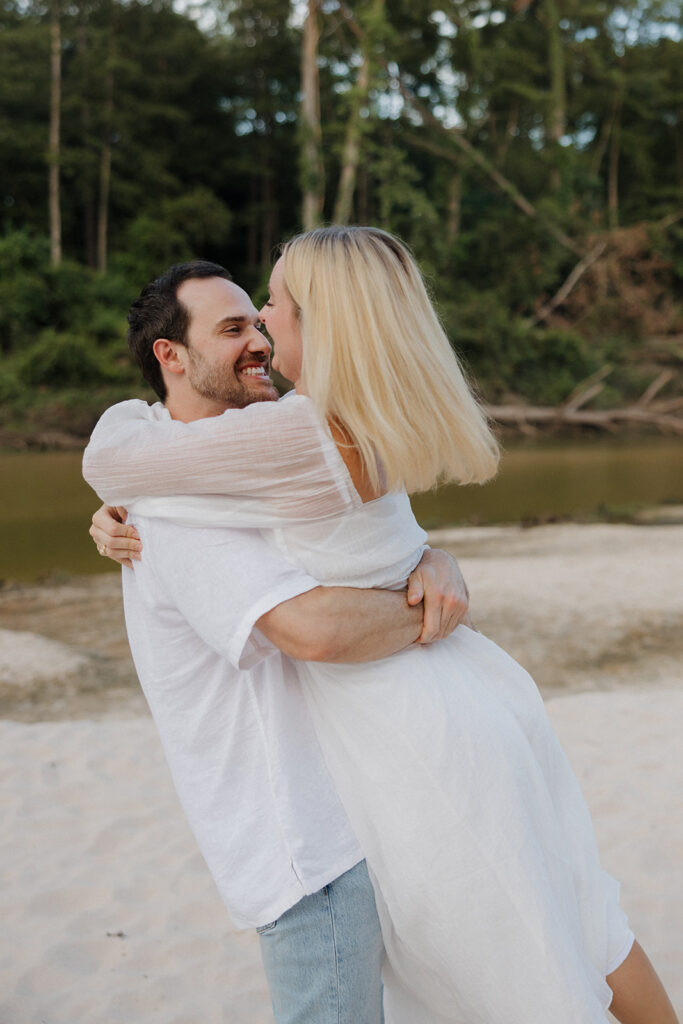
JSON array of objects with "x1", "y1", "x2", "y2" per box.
[{"x1": 84, "y1": 226, "x2": 677, "y2": 1023}]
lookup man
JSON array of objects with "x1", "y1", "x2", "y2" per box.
[{"x1": 84, "y1": 260, "x2": 470, "y2": 1023}]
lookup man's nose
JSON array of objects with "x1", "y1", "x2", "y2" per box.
[{"x1": 247, "y1": 324, "x2": 271, "y2": 353}]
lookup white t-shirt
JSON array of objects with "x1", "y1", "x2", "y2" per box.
[{"x1": 122, "y1": 514, "x2": 363, "y2": 930}]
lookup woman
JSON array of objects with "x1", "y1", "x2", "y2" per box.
[{"x1": 86, "y1": 226, "x2": 677, "y2": 1023}]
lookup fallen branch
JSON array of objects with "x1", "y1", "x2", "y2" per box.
[
  {"x1": 652, "y1": 396, "x2": 683, "y2": 414},
  {"x1": 636, "y1": 369, "x2": 674, "y2": 408},
  {"x1": 484, "y1": 403, "x2": 683, "y2": 434},
  {"x1": 562, "y1": 365, "x2": 613, "y2": 413},
  {"x1": 658, "y1": 209, "x2": 683, "y2": 231},
  {"x1": 528, "y1": 240, "x2": 608, "y2": 326},
  {"x1": 484, "y1": 371, "x2": 683, "y2": 434}
]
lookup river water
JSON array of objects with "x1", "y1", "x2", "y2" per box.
[{"x1": 2, "y1": 437, "x2": 682, "y2": 581}]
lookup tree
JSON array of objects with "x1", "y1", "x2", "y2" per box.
[
  {"x1": 301, "y1": 0, "x2": 324, "y2": 229},
  {"x1": 332, "y1": 0, "x2": 386, "y2": 224},
  {"x1": 48, "y1": 0, "x2": 62, "y2": 264}
]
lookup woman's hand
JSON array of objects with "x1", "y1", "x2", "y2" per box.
[
  {"x1": 407, "y1": 548, "x2": 473, "y2": 643},
  {"x1": 89, "y1": 505, "x2": 142, "y2": 569}
]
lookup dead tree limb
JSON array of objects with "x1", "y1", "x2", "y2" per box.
[
  {"x1": 562, "y1": 383, "x2": 606, "y2": 413},
  {"x1": 528, "y1": 240, "x2": 608, "y2": 325},
  {"x1": 652, "y1": 397, "x2": 683, "y2": 414},
  {"x1": 658, "y1": 210, "x2": 683, "y2": 230},
  {"x1": 637, "y1": 370, "x2": 674, "y2": 407},
  {"x1": 484, "y1": 403, "x2": 683, "y2": 434},
  {"x1": 398, "y1": 99, "x2": 583, "y2": 257},
  {"x1": 484, "y1": 371, "x2": 683, "y2": 434},
  {"x1": 562, "y1": 365, "x2": 613, "y2": 412}
]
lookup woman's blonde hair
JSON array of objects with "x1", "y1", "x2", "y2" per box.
[{"x1": 280, "y1": 225, "x2": 499, "y2": 493}]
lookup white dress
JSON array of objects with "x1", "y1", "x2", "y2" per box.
[
  {"x1": 84, "y1": 397, "x2": 634, "y2": 1023},
  {"x1": 268, "y1": 490, "x2": 632, "y2": 1024}
]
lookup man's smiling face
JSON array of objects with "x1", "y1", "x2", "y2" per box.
[{"x1": 176, "y1": 276, "x2": 279, "y2": 409}]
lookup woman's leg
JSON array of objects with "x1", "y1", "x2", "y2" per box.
[{"x1": 607, "y1": 940, "x2": 679, "y2": 1024}]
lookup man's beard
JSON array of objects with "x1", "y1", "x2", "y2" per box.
[{"x1": 187, "y1": 351, "x2": 278, "y2": 408}]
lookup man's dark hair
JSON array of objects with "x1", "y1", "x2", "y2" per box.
[{"x1": 127, "y1": 260, "x2": 233, "y2": 401}]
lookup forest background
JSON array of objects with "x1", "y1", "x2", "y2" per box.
[{"x1": 0, "y1": 0, "x2": 681, "y2": 443}]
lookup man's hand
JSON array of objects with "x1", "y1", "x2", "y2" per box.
[
  {"x1": 407, "y1": 548, "x2": 472, "y2": 643},
  {"x1": 89, "y1": 505, "x2": 141, "y2": 568}
]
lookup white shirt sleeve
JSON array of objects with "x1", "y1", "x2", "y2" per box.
[
  {"x1": 137, "y1": 517, "x2": 320, "y2": 670},
  {"x1": 82, "y1": 396, "x2": 360, "y2": 525}
]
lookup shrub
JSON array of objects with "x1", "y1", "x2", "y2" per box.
[
  {"x1": 113, "y1": 188, "x2": 233, "y2": 286},
  {"x1": 444, "y1": 292, "x2": 599, "y2": 405},
  {"x1": 17, "y1": 330, "x2": 115, "y2": 389}
]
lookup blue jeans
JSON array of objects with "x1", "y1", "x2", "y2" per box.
[{"x1": 257, "y1": 860, "x2": 385, "y2": 1023}]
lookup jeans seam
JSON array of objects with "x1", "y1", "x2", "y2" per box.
[{"x1": 324, "y1": 884, "x2": 342, "y2": 1024}]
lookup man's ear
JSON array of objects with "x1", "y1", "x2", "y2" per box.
[{"x1": 152, "y1": 338, "x2": 186, "y2": 377}]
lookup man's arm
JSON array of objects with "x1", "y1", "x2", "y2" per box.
[
  {"x1": 257, "y1": 585, "x2": 424, "y2": 663},
  {"x1": 95, "y1": 509, "x2": 471, "y2": 664},
  {"x1": 258, "y1": 548, "x2": 470, "y2": 663}
]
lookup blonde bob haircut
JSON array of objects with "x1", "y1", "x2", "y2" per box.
[{"x1": 280, "y1": 225, "x2": 500, "y2": 494}]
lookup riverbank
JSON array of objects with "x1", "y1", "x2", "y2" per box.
[
  {"x1": 1, "y1": 522, "x2": 681, "y2": 1021},
  {"x1": 0, "y1": 427, "x2": 88, "y2": 451},
  {"x1": 2, "y1": 522, "x2": 681, "y2": 719}
]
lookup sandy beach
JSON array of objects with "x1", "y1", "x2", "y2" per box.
[{"x1": 1, "y1": 522, "x2": 681, "y2": 1023}]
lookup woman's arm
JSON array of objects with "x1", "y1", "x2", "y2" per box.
[{"x1": 82, "y1": 396, "x2": 357, "y2": 522}]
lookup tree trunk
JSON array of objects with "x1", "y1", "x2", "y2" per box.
[
  {"x1": 589, "y1": 103, "x2": 616, "y2": 179},
  {"x1": 247, "y1": 172, "x2": 258, "y2": 272},
  {"x1": 543, "y1": 0, "x2": 565, "y2": 193},
  {"x1": 608, "y1": 93, "x2": 622, "y2": 230},
  {"x1": 357, "y1": 165, "x2": 369, "y2": 222},
  {"x1": 447, "y1": 172, "x2": 462, "y2": 244},
  {"x1": 77, "y1": 15, "x2": 96, "y2": 267},
  {"x1": 48, "y1": 0, "x2": 62, "y2": 266},
  {"x1": 333, "y1": 0, "x2": 384, "y2": 225},
  {"x1": 96, "y1": 64, "x2": 114, "y2": 273},
  {"x1": 300, "y1": 0, "x2": 324, "y2": 230},
  {"x1": 261, "y1": 158, "x2": 276, "y2": 269},
  {"x1": 333, "y1": 55, "x2": 370, "y2": 224},
  {"x1": 496, "y1": 101, "x2": 519, "y2": 166}
]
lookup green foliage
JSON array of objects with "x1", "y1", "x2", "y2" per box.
[
  {"x1": 650, "y1": 220, "x2": 683, "y2": 281},
  {"x1": 0, "y1": 229, "x2": 131, "y2": 352},
  {"x1": 366, "y1": 140, "x2": 442, "y2": 254},
  {"x1": 0, "y1": 366, "x2": 24, "y2": 406},
  {"x1": 16, "y1": 329, "x2": 128, "y2": 389},
  {"x1": 447, "y1": 292, "x2": 600, "y2": 404},
  {"x1": 0, "y1": 229, "x2": 136, "y2": 409},
  {"x1": 0, "y1": 230, "x2": 52, "y2": 353},
  {"x1": 113, "y1": 188, "x2": 233, "y2": 286},
  {"x1": 0, "y1": 0, "x2": 680, "y2": 433}
]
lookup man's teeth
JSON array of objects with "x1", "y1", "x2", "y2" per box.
[{"x1": 241, "y1": 367, "x2": 269, "y2": 377}]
